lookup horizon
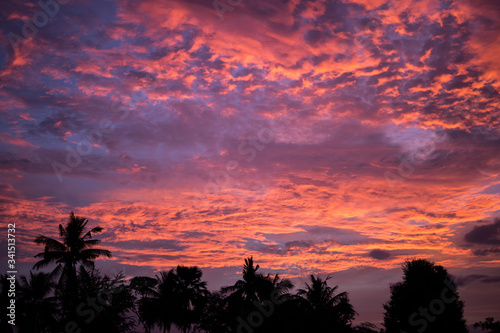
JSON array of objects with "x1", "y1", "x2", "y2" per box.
[{"x1": 1, "y1": 0, "x2": 500, "y2": 331}]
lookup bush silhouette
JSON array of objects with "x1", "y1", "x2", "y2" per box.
[{"x1": 382, "y1": 259, "x2": 468, "y2": 333}]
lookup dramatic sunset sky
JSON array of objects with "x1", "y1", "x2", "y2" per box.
[{"x1": 1, "y1": 0, "x2": 500, "y2": 327}]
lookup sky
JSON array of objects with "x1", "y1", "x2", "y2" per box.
[{"x1": 1, "y1": 0, "x2": 500, "y2": 328}]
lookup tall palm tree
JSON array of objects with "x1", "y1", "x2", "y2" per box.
[
  {"x1": 221, "y1": 257, "x2": 294, "y2": 332},
  {"x1": 174, "y1": 266, "x2": 210, "y2": 333},
  {"x1": 222, "y1": 257, "x2": 260, "y2": 302},
  {"x1": 222, "y1": 257, "x2": 292, "y2": 303},
  {"x1": 130, "y1": 276, "x2": 158, "y2": 333},
  {"x1": 139, "y1": 266, "x2": 210, "y2": 333},
  {"x1": 297, "y1": 275, "x2": 356, "y2": 331},
  {"x1": 140, "y1": 270, "x2": 177, "y2": 333},
  {"x1": 33, "y1": 212, "x2": 112, "y2": 318},
  {"x1": 18, "y1": 272, "x2": 58, "y2": 332}
]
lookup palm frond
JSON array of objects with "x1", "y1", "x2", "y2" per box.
[
  {"x1": 80, "y1": 248, "x2": 112, "y2": 260},
  {"x1": 220, "y1": 284, "x2": 239, "y2": 294},
  {"x1": 83, "y1": 239, "x2": 101, "y2": 247},
  {"x1": 34, "y1": 250, "x2": 65, "y2": 261},
  {"x1": 59, "y1": 224, "x2": 66, "y2": 238},
  {"x1": 83, "y1": 226, "x2": 104, "y2": 239},
  {"x1": 34, "y1": 236, "x2": 65, "y2": 251},
  {"x1": 48, "y1": 263, "x2": 63, "y2": 281},
  {"x1": 80, "y1": 259, "x2": 95, "y2": 270},
  {"x1": 33, "y1": 257, "x2": 56, "y2": 270},
  {"x1": 19, "y1": 275, "x2": 29, "y2": 287}
]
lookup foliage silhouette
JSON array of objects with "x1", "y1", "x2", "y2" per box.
[
  {"x1": 75, "y1": 267, "x2": 135, "y2": 332},
  {"x1": 352, "y1": 322, "x2": 380, "y2": 332},
  {"x1": 474, "y1": 317, "x2": 500, "y2": 333},
  {"x1": 221, "y1": 257, "x2": 281, "y2": 303},
  {"x1": 382, "y1": 259, "x2": 468, "y2": 333},
  {"x1": 221, "y1": 256, "x2": 295, "y2": 332},
  {"x1": 130, "y1": 275, "x2": 158, "y2": 333},
  {"x1": 17, "y1": 271, "x2": 58, "y2": 332},
  {"x1": 139, "y1": 266, "x2": 209, "y2": 333},
  {"x1": 33, "y1": 212, "x2": 112, "y2": 320},
  {"x1": 193, "y1": 291, "x2": 232, "y2": 333},
  {"x1": 297, "y1": 274, "x2": 357, "y2": 332},
  {"x1": 175, "y1": 266, "x2": 211, "y2": 333}
]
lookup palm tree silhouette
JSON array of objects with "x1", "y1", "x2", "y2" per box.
[
  {"x1": 222, "y1": 257, "x2": 292, "y2": 303},
  {"x1": 221, "y1": 257, "x2": 294, "y2": 332},
  {"x1": 18, "y1": 272, "x2": 58, "y2": 332},
  {"x1": 175, "y1": 266, "x2": 210, "y2": 333},
  {"x1": 145, "y1": 270, "x2": 177, "y2": 333},
  {"x1": 140, "y1": 266, "x2": 209, "y2": 333},
  {"x1": 33, "y1": 211, "x2": 111, "y2": 318},
  {"x1": 297, "y1": 275, "x2": 356, "y2": 332},
  {"x1": 222, "y1": 257, "x2": 262, "y2": 302},
  {"x1": 130, "y1": 276, "x2": 158, "y2": 333}
]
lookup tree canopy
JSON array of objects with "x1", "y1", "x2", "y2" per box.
[{"x1": 383, "y1": 259, "x2": 468, "y2": 333}]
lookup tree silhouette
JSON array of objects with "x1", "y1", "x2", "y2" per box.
[
  {"x1": 383, "y1": 259, "x2": 468, "y2": 333},
  {"x1": 474, "y1": 317, "x2": 500, "y2": 333},
  {"x1": 194, "y1": 292, "x2": 232, "y2": 333},
  {"x1": 33, "y1": 211, "x2": 112, "y2": 319},
  {"x1": 17, "y1": 272, "x2": 58, "y2": 332},
  {"x1": 76, "y1": 267, "x2": 135, "y2": 332},
  {"x1": 297, "y1": 275, "x2": 356, "y2": 332},
  {"x1": 130, "y1": 276, "x2": 158, "y2": 333},
  {"x1": 175, "y1": 266, "x2": 210, "y2": 333},
  {"x1": 222, "y1": 257, "x2": 267, "y2": 303},
  {"x1": 221, "y1": 257, "x2": 294, "y2": 332},
  {"x1": 141, "y1": 269, "x2": 177, "y2": 333},
  {"x1": 139, "y1": 266, "x2": 209, "y2": 333},
  {"x1": 353, "y1": 322, "x2": 380, "y2": 332},
  {"x1": 222, "y1": 257, "x2": 292, "y2": 303}
]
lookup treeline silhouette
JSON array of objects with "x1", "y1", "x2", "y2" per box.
[{"x1": 1, "y1": 212, "x2": 499, "y2": 333}]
